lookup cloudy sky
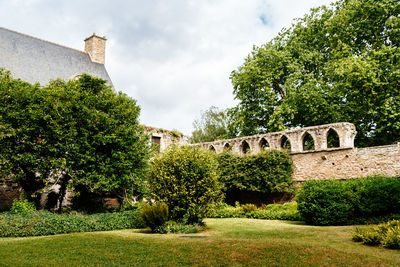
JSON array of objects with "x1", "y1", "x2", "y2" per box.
[{"x1": 0, "y1": 0, "x2": 334, "y2": 135}]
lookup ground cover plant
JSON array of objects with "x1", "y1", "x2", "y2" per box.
[
  {"x1": 353, "y1": 219, "x2": 400, "y2": 249},
  {"x1": 1, "y1": 218, "x2": 400, "y2": 266},
  {"x1": 0, "y1": 209, "x2": 145, "y2": 237},
  {"x1": 212, "y1": 202, "x2": 301, "y2": 221},
  {"x1": 297, "y1": 175, "x2": 400, "y2": 225}
]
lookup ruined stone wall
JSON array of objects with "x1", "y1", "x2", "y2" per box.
[
  {"x1": 195, "y1": 122, "x2": 400, "y2": 181},
  {"x1": 145, "y1": 126, "x2": 188, "y2": 152},
  {"x1": 196, "y1": 122, "x2": 356, "y2": 155},
  {"x1": 291, "y1": 144, "x2": 400, "y2": 181}
]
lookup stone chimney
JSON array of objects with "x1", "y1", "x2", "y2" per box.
[{"x1": 84, "y1": 33, "x2": 107, "y2": 64}]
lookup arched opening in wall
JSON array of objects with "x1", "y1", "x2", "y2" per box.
[
  {"x1": 209, "y1": 145, "x2": 216, "y2": 152},
  {"x1": 223, "y1": 143, "x2": 232, "y2": 152},
  {"x1": 280, "y1": 135, "x2": 291, "y2": 151},
  {"x1": 241, "y1": 141, "x2": 251, "y2": 154},
  {"x1": 259, "y1": 138, "x2": 270, "y2": 150},
  {"x1": 302, "y1": 132, "x2": 315, "y2": 151},
  {"x1": 327, "y1": 128, "x2": 340, "y2": 148}
]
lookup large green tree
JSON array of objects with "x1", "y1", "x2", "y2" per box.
[
  {"x1": 190, "y1": 106, "x2": 232, "y2": 143},
  {"x1": 230, "y1": 0, "x2": 400, "y2": 147},
  {"x1": 0, "y1": 70, "x2": 150, "y2": 209}
]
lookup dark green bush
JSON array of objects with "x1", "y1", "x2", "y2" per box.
[
  {"x1": 148, "y1": 145, "x2": 222, "y2": 224},
  {"x1": 297, "y1": 176, "x2": 400, "y2": 225},
  {"x1": 352, "y1": 176, "x2": 400, "y2": 217},
  {"x1": 297, "y1": 179, "x2": 355, "y2": 225},
  {"x1": 0, "y1": 210, "x2": 145, "y2": 237},
  {"x1": 140, "y1": 202, "x2": 169, "y2": 231},
  {"x1": 216, "y1": 150, "x2": 294, "y2": 204}
]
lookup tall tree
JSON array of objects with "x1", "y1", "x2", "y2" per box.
[
  {"x1": 190, "y1": 106, "x2": 232, "y2": 143},
  {"x1": 230, "y1": 0, "x2": 400, "y2": 147},
  {"x1": 0, "y1": 70, "x2": 150, "y2": 209}
]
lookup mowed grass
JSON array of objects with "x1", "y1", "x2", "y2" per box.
[{"x1": 1, "y1": 218, "x2": 399, "y2": 266}]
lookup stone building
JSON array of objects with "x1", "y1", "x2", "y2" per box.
[{"x1": 0, "y1": 27, "x2": 112, "y2": 85}]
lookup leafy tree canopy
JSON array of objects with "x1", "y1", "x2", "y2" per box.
[
  {"x1": 190, "y1": 106, "x2": 233, "y2": 143},
  {"x1": 0, "y1": 70, "x2": 150, "y2": 209},
  {"x1": 230, "y1": 0, "x2": 400, "y2": 147}
]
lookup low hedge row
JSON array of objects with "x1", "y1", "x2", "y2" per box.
[
  {"x1": 0, "y1": 210, "x2": 146, "y2": 237},
  {"x1": 211, "y1": 202, "x2": 301, "y2": 221},
  {"x1": 297, "y1": 176, "x2": 400, "y2": 225}
]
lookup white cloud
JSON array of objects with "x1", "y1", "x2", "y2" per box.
[{"x1": 0, "y1": 0, "x2": 334, "y2": 135}]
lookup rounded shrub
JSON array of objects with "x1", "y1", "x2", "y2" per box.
[
  {"x1": 297, "y1": 179, "x2": 356, "y2": 225},
  {"x1": 352, "y1": 176, "x2": 400, "y2": 217},
  {"x1": 148, "y1": 145, "x2": 222, "y2": 224}
]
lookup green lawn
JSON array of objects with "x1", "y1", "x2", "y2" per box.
[{"x1": 1, "y1": 218, "x2": 399, "y2": 266}]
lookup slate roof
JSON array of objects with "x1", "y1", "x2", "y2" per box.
[{"x1": 0, "y1": 27, "x2": 113, "y2": 86}]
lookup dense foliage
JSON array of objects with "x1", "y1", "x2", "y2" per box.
[
  {"x1": 190, "y1": 106, "x2": 232, "y2": 143},
  {"x1": 297, "y1": 176, "x2": 400, "y2": 225},
  {"x1": 0, "y1": 70, "x2": 150, "y2": 209},
  {"x1": 0, "y1": 210, "x2": 145, "y2": 237},
  {"x1": 212, "y1": 202, "x2": 301, "y2": 221},
  {"x1": 229, "y1": 0, "x2": 400, "y2": 147},
  {"x1": 148, "y1": 145, "x2": 222, "y2": 224},
  {"x1": 216, "y1": 150, "x2": 294, "y2": 203},
  {"x1": 353, "y1": 220, "x2": 400, "y2": 249}
]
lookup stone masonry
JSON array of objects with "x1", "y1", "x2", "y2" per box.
[
  {"x1": 84, "y1": 34, "x2": 107, "y2": 64},
  {"x1": 291, "y1": 144, "x2": 400, "y2": 181}
]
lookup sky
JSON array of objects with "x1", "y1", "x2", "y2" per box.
[{"x1": 0, "y1": 0, "x2": 334, "y2": 135}]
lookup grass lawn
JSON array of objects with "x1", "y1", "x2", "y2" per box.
[{"x1": 1, "y1": 218, "x2": 399, "y2": 266}]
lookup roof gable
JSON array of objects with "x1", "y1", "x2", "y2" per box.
[{"x1": 0, "y1": 27, "x2": 113, "y2": 86}]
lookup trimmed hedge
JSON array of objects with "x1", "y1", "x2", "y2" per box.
[
  {"x1": 0, "y1": 210, "x2": 145, "y2": 237},
  {"x1": 297, "y1": 176, "x2": 400, "y2": 225},
  {"x1": 216, "y1": 150, "x2": 294, "y2": 204},
  {"x1": 212, "y1": 202, "x2": 301, "y2": 221}
]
